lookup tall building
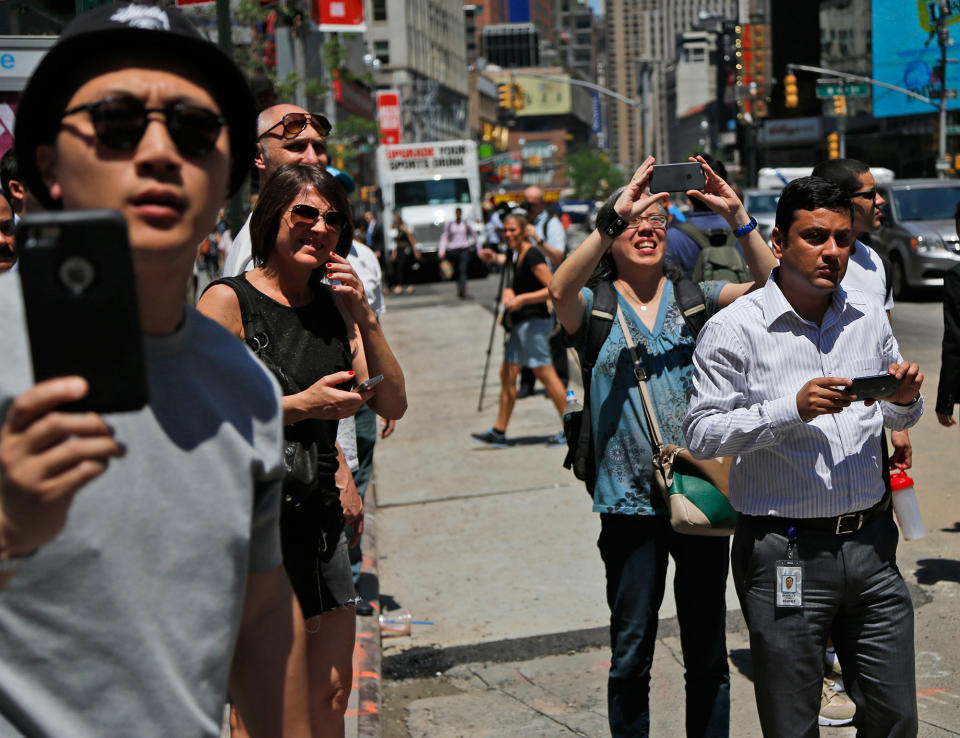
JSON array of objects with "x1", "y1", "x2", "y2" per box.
[
  {"x1": 368, "y1": 0, "x2": 470, "y2": 141},
  {"x1": 604, "y1": 0, "x2": 740, "y2": 171}
]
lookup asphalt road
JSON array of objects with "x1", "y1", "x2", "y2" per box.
[{"x1": 374, "y1": 263, "x2": 960, "y2": 737}]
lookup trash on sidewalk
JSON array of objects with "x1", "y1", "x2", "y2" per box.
[{"x1": 378, "y1": 610, "x2": 434, "y2": 636}]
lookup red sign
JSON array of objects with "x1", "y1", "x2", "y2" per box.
[
  {"x1": 312, "y1": 0, "x2": 365, "y2": 31},
  {"x1": 376, "y1": 90, "x2": 402, "y2": 145},
  {"x1": 175, "y1": 0, "x2": 214, "y2": 6}
]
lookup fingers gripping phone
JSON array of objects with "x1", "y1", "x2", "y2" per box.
[
  {"x1": 842, "y1": 373, "x2": 904, "y2": 401},
  {"x1": 356, "y1": 374, "x2": 384, "y2": 392},
  {"x1": 16, "y1": 210, "x2": 149, "y2": 413},
  {"x1": 650, "y1": 162, "x2": 706, "y2": 193}
]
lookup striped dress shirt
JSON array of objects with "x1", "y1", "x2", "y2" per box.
[{"x1": 682, "y1": 269, "x2": 923, "y2": 518}]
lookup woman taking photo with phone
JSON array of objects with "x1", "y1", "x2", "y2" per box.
[
  {"x1": 549, "y1": 156, "x2": 776, "y2": 737},
  {"x1": 471, "y1": 212, "x2": 568, "y2": 447},
  {"x1": 198, "y1": 163, "x2": 406, "y2": 737}
]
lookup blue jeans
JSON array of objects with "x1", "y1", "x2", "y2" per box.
[
  {"x1": 598, "y1": 514, "x2": 730, "y2": 737},
  {"x1": 348, "y1": 404, "x2": 378, "y2": 584}
]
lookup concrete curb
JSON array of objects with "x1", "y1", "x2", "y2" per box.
[{"x1": 347, "y1": 478, "x2": 382, "y2": 738}]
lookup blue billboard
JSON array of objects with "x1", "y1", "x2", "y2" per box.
[{"x1": 872, "y1": 0, "x2": 960, "y2": 118}]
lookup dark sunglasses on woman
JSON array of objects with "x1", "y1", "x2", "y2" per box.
[
  {"x1": 289, "y1": 203, "x2": 347, "y2": 230},
  {"x1": 60, "y1": 95, "x2": 226, "y2": 157},
  {"x1": 259, "y1": 112, "x2": 332, "y2": 140}
]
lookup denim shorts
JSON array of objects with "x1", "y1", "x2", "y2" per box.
[{"x1": 504, "y1": 317, "x2": 553, "y2": 367}]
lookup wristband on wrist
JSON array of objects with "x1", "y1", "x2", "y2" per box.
[
  {"x1": 733, "y1": 216, "x2": 758, "y2": 238},
  {"x1": 596, "y1": 209, "x2": 629, "y2": 239}
]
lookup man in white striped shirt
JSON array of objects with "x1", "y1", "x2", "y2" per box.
[{"x1": 683, "y1": 177, "x2": 923, "y2": 737}]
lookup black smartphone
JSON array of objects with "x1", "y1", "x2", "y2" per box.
[
  {"x1": 842, "y1": 373, "x2": 903, "y2": 401},
  {"x1": 16, "y1": 210, "x2": 148, "y2": 413},
  {"x1": 650, "y1": 162, "x2": 705, "y2": 193},
  {"x1": 356, "y1": 374, "x2": 384, "y2": 392}
]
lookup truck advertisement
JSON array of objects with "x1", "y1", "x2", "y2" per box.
[{"x1": 375, "y1": 140, "x2": 482, "y2": 261}]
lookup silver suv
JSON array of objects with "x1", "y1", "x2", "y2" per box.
[{"x1": 869, "y1": 179, "x2": 960, "y2": 298}]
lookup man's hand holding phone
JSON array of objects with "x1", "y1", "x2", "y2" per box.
[
  {"x1": 875, "y1": 361, "x2": 923, "y2": 405},
  {"x1": 0, "y1": 377, "x2": 124, "y2": 560}
]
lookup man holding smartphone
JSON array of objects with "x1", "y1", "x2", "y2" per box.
[
  {"x1": 683, "y1": 177, "x2": 923, "y2": 736},
  {"x1": 0, "y1": 5, "x2": 308, "y2": 736}
]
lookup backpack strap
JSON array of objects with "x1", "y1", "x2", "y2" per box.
[
  {"x1": 671, "y1": 277, "x2": 708, "y2": 339},
  {"x1": 673, "y1": 220, "x2": 713, "y2": 250},
  {"x1": 582, "y1": 280, "x2": 618, "y2": 375}
]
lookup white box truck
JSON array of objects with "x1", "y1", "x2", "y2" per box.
[{"x1": 375, "y1": 140, "x2": 482, "y2": 266}]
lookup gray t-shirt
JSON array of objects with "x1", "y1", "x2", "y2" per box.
[{"x1": 0, "y1": 275, "x2": 284, "y2": 737}]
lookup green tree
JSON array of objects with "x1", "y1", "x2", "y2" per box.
[{"x1": 567, "y1": 144, "x2": 624, "y2": 200}]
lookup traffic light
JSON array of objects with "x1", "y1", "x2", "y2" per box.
[
  {"x1": 828, "y1": 132, "x2": 840, "y2": 159},
  {"x1": 511, "y1": 83, "x2": 524, "y2": 110},
  {"x1": 498, "y1": 84, "x2": 513, "y2": 110},
  {"x1": 784, "y1": 73, "x2": 799, "y2": 108},
  {"x1": 833, "y1": 95, "x2": 847, "y2": 116}
]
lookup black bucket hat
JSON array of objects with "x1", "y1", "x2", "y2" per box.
[{"x1": 15, "y1": 3, "x2": 256, "y2": 209}]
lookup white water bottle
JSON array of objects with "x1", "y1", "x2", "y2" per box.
[
  {"x1": 890, "y1": 466, "x2": 925, "y2": 541},
  {"x1": 563, "y1": 389, "x2": 583, "y2": 421}
]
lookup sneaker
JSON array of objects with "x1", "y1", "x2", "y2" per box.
[
  {"x1": 820, "y1": 678, "x2": 856, "y2": 726},
  {"x1": 471, "y1": 428, "x2": 508, "y2": 447},
  {"x1": 355, "y1": 597, "x2": 375, "y2": 617},
  {"x1": 545, "y1": 430, "x2": 566, "y2": 446}
]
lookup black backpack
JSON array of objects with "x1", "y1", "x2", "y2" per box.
[
  {"x1": 562, "y1": 278, "x2": 707, "y2": 496},
  {"x1": 674, "y1": 220, "x2": 752, "y2": 284}
]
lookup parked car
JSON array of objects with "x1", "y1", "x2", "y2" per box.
[{"x1": 869, "y1": 179, "x2": 960, "y2": 298}]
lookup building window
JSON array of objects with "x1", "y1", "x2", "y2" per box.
[
  {"x1": 373, "y1": 0, "x2": 387, "y2": 21},
  {"x1": 374, "y1": 40, "x2": 390, "y2": 65}
]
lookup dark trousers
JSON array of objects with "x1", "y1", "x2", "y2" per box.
[
  {"x1": 732, "y1": 510, "x2": 917, "y2": 737},
  {"x1": 599, "y1": 514, "x2": 730, "y2": 737},
  {"x1": 448, "y1": 247, "x2": 471, "y2": 291}
]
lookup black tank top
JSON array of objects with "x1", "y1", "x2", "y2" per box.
[{"x1": 228, "y1": 274, "x2": 352, "y2": 485}]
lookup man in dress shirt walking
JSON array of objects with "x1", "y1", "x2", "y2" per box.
[
  {"x1": 683, "y1": 176, "x2": 923, "y2": 737},
  {"x1": 438, "y1": 206, "x2": 480, "y2": 298}
]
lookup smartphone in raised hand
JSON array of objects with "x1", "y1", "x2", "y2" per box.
[
  {"x1": 650, "y1": 162, "x2": 705, "y2": 193},
  {"x1": 16, "y1": 210, "x2": 148, "y2": 413}
]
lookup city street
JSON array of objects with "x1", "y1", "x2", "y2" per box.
[{"x1": 373, "y1": 265, "x2": 960, "y2": 737}]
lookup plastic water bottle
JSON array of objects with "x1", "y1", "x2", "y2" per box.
[
  {"x1": 563, "y1": 389, "x2": 583, "y2": 422},
  {"x1": 890, "y1": 466, "x2": 925, "y2": 541}
]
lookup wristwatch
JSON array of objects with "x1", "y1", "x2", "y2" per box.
[
  {"x1": 596, "y1": 209, "x2": 629, "y2": 239},
  {"x1": 733, "y1": 216, "x2": 758, "y2": 237}
]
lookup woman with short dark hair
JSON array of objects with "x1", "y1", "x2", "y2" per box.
[{"x1": 199, "y1": 163, "x2": 406, "y2": 737}]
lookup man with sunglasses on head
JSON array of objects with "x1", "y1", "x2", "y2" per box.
[
  {"x1": 0, "y1": 4, "x2": 309, "y2": 736},
  {"x1": 221, "y1": 103, "x2": 331, "y2": 277}
]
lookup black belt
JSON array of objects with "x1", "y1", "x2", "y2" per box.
[{"x1": 740, "y1": 493, "x2": 891, "y2": 535}]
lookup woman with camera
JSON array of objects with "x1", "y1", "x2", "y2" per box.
[
  {"x1": 471, "y1": 212, "x2": 568, "y2": 447},
  {"x1": 198, "y1": 163, "x2": 406, "y2": 737},
  {"x1": 548, "y1": 156, "x2": 776, "y2": 737}
]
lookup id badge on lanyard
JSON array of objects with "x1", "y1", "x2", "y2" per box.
[{"x1": 775, "y1": 526, "x2": 804, "y2": 608}]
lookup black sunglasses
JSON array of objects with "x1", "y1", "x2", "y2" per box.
[
  {"x1": 289, "y1": 203, "x2": 347, "y2": 230},
  {"x1": 259, "y1": 112, "x2": 332, "y2": 140},
  {"x1": 851, "y1": 188, "x2": 878, "y2": 200},
  {"x1": 61, "y1": 95, "x2": 226, "y2": 158}
]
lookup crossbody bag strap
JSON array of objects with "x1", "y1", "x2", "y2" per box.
[{"x1": 615, "y1": 305, "x2": 666, "y2": 456}]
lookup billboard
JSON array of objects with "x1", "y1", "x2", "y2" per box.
[
  {"x1": 872, "y1": 0, "x2": 960, "y2": 118},
  {"x1": 312, "y1": 0, "x2": 366, "y2": 32}
]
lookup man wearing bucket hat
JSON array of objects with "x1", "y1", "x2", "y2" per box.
[{"x1": 0, "y1": 4, "x2": 309, "y2": 736}]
